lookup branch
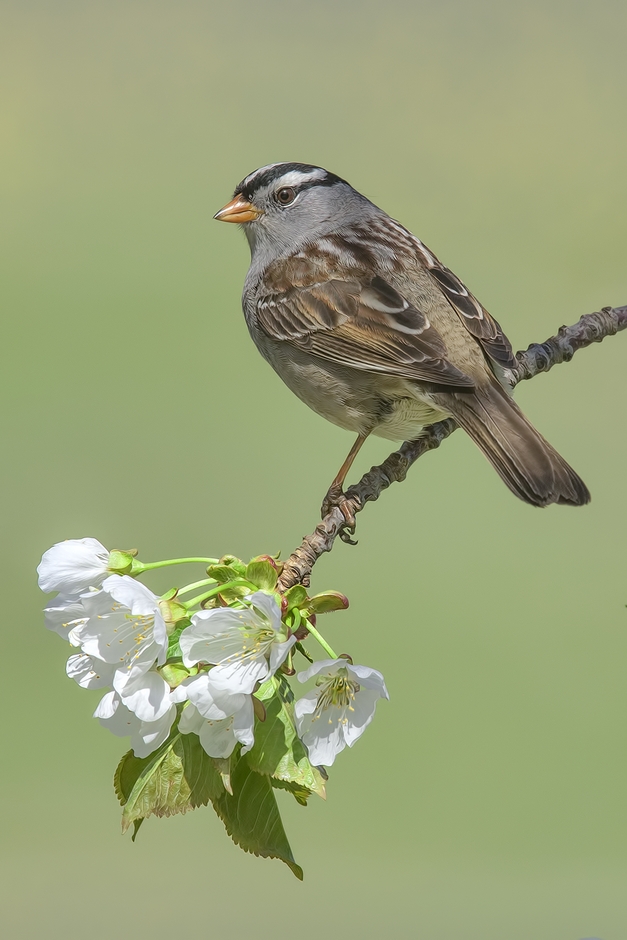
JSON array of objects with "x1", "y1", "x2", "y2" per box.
[{"x1": 277, "y1": 305, "x2": 627, "y2": 591}]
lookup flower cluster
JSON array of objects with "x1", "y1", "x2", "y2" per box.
[
  {"x1": 39, "y1": 538, "x2": 388, "y2": 767},
  {"x1": 38, "y1": 537, "x2": 389, "y2": 875}
]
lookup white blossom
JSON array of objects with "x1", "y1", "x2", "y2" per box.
[
  {"x1": 44, "y1": 593, "x2": 90, "y2": 644},
  {"x1": 94, "y1": 689, "x2": 176, "y2": 758},
  {"x1": 37, "y1": 538, "x2": 111, "y2": 595},
  {"x1": 179, "y1": 591, "x2": 295, "y2": 694},
  {"x1": 71, "y1": 575, "x2": 168, "y2": 697},
  {"x1": 177, "y1": 693, "x2": 255, "y2": 759},
  {"x1": 66, "y1": 653, "x2": 116, "y2": 690},
  {"x1": 294, "y1": 659, "x2": 389, "y2": 767}
]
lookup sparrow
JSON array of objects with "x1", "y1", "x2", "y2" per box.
[{"x1": 214, "y1": 162, "x2": 590, "y2": 518}]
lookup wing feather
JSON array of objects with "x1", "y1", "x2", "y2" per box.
[{"x1": 257, "y1": 263, "x2": 475, "y2": 388}]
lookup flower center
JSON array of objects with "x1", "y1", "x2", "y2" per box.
[{"x1": 315, "y1": 674, "x2": 360, "y2": 717}]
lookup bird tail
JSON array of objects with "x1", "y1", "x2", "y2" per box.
[{"x1": 443, "y1": 382, "x2": 590, "y2": 507}]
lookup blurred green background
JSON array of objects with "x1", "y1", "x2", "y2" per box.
[{"x1": 1, "y1": 0, "x2": 626, "y2": 936}]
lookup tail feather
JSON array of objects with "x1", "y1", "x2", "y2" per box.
[{"x1": 442, "y1": 383, "x2": 590, "y2": 507}]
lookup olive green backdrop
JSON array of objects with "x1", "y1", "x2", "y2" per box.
[{"x1": 1, "y1": 1, "x2": 626, "y2": 936}]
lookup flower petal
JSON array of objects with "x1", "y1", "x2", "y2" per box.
[
  {"x1": 94, "y1": 689, "x2": 118, "y2": 720},
  {"x1": 178, "y1": 673, "x2": 234, "y2": 720},
  {"x1": 248, "y1": 591, "x2": 283, "y2": 633},
  {"x1": 66, "y1": 653, "x2": 115, "y2": 689},
  {"x1": 296, "y1": 658, "x2": 343, "y2": 684},
  {"x1": 232, "y1": 696, "x2": 255, "y2": 754},
  {"x1": 179, "y1": 703, "x2": 204, "y2": 734},
  {"x1": 133, "y1": 707, "x2": 176, "y2": 758},
  {"x1": 180, "y1": 607, "x2": 263, "y2": 667},
  {"x1": 297, "y1": 704, "x2": 346, "y2": 767},
  {"x1": 347, "y1": 663, "x2": 390, "y2": 699},
  {"x1": 119, "y1": 671, "x2": 173, "y2": 722},
  {"x1": 44, "y1": 594, "x2": 88, "y2": 643},
  {"x1": 341, "y1": 687, "x2": 381, "y2": 747},
  {"x1": 268, "y1": 635, "x2": 297, "y2": 675},
  {"x1": 38, "y1": 538, "x2": 110, "y2": 594},
  {"x1": 206, "y1": 656, "x2": 269, "y2": 695}
]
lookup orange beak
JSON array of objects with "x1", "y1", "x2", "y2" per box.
[{"x1": 213, "y1": 194, "x2": 262, "y2": 224}]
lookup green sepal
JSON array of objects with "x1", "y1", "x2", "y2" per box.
[
  {"x1": 247, "y1": 676, "x2": 326, "y2": 800},
  {"x1": 284, "y1": 584, "x2": 308, "y2": 611},
  {"x1": 159, "y1": 662, "x2": 195, "y2": 688},
  {"x1": 218, "y1": 554, "x2": 247, "y2": 574},
  {"x1": 206, "y1": 564, "x2": 242, "y2": 584},
  {"x1": 107, "y1": 549, "x2": 136, "y2": 576},
  {"x1": 159, "y1": 597, "x2": 188, "y2": 630},
  {"x1": 307, "y1": 591, "x2": 349, "y2": 614},
  {"x1": 246, "y1": 555, "x2": 279, "y2": 591},
  {"x1": 212, "y1": 754, "x2": 303, "y2": 880}
]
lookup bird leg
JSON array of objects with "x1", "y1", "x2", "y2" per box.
[{"x1": 321, "y1": 434, "x2": 368, "y2": 541}]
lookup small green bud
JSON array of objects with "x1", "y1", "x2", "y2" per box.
[
  {"x1": 307, "y1": 591, "x2": 349, "y2": 614},
  {"x1": 107, "y1": 549, "x2": 137, "y2": 576},
  {"x1": 158, "y1": 597, "x2": 188, "y2": 632},
  {"x1": 246, "y1": 555, "x2": 280, "y2": 591},
  {"x1": 284, "y1": 584, "x2": 308, "y2": 611},
  {"x1": 207, "y1": 564, "x2": 242, "y2": 584}
]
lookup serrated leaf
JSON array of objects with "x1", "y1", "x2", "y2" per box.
[
  {"x1": 270, "y1": 777, "x2": 312, "y2": 806},
  {"x1": 248, "y1": 678, "x2": 326, "y2": 799},
  {"x1": 115, "y1": 731, "x2": 223, "y2": 832},
  {"x1": 307, "y1": 591, "x2": 349, "y2": 613},
  {"x1": 178, "y1": 734, "x2": 224, "y2": 806},
  {"x1": 246, "y1": 556, "x2": 279, "y2": 591},
  {"x1": 212, "y1": 757, "x2": 303, "y2": 880}
]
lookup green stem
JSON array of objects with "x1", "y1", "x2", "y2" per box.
[
  {"x1": 177, "y1": 578, "x2": 217, "y2": 596},
  {"x1": 302, "y1": 618, "x2": 338, "y2": 660},
  {"x1": 185, "y1": 579, "x2": 258, "y2": 609},
  {"x1": 134, "y1": 557, "x2": 219, "y2": 574}
]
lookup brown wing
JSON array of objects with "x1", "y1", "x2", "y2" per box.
[
  {"x1": 257, "y1": 260, "x2": 475, "y2": 388},
  {"x1": 414, "y1": 243, "x2": 516, "y2": 371}
]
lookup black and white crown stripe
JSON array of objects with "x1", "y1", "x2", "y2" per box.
[{"x1": 235, "y1": 163, "x2": 347, "y2": 200}]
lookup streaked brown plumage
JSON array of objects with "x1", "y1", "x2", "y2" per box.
[{"x1": 215, "y1": 163, "x2": 590, "y2": 510}]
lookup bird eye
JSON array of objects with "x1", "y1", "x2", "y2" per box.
[{"x1": 275, "y1": 186, "x2": 296, "y2": 206}]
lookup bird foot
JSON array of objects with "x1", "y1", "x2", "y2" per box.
[{"x1": 321, "y1": 484, "x2": 359, "y2": 545}]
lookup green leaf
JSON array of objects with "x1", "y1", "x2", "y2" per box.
[
  {"x1": 307, "y1": 591, "x2": 349, "y2": 613},
  {"x1": 284, "y1": 584, "x2": 308, "y2": 611},
  {"x1": 166, "y1": 619, "x2": 191, "y2": 659},
  {"x1": 178, "y1": 734, "x2": 224, "y2": 807},
  {"x1": 294, "y1": 641, "x2": 313, "y2": 663},
  {"x1": 115, "y1": 731, "x2": 223, "y2": 833},
  {"x1": 213, "y1": 757, "x2": 303, "y2": 880},
  {"x1": 248, "y1": 677, "x2": 326, "y2": 799},
  {"x1": 246, "y1": 556, "x2": 279, "y2": 591},
  {"x1": 270, "y1": 777, "x2": 312, "y2": 806}
]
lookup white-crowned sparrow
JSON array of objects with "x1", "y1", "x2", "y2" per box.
[{"x1": 215, "y1": 162, "x2": 590, "y2": 514}]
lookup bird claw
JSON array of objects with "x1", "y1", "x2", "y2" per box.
[{"x1": 321, "y1": 484, "x2": 359, "y2": 545}]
